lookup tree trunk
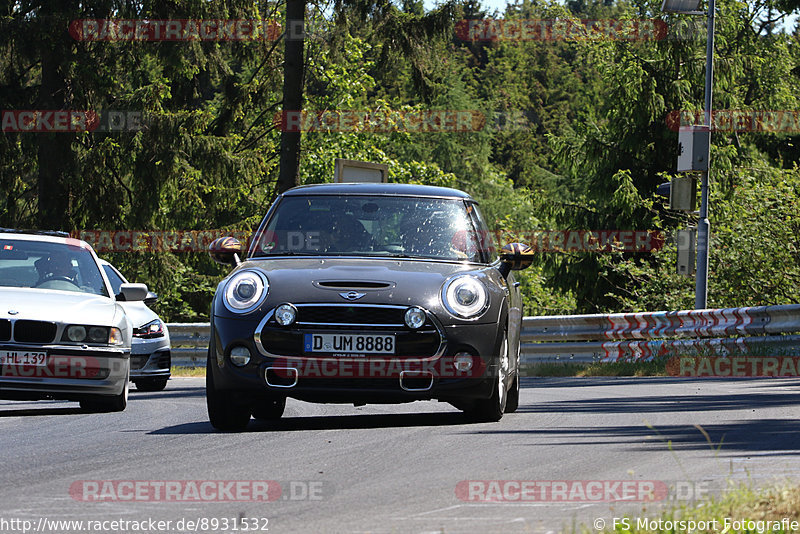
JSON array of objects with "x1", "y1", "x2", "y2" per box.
[
  {"x1": 277, "y1": 0, "x2": 306, "y2": 194},
  {"x1": 36, "y1": 9, "x2": 74, "y2": 230}
]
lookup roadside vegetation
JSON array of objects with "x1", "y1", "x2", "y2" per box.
[
  {"x1": 2, "y1": 0, "x2": 798, "y2": 320},
  {"x1": 587, "y1": 483, "x2": 800, "y2": 533},
  {"x1": 521, "y1": 359, "x2": 669, "y2": 377}
]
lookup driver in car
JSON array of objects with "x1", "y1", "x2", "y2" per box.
[{"x1": 35, "y1": 252, "x2": 78, "y2": 286}]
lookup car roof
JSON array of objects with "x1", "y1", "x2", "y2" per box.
[
  {"x1": 0, "y1": 229, "x2": 92, "y2": 248},
  {"x1": 282, "y1": 183, "x2": 475, "y2": 200}
]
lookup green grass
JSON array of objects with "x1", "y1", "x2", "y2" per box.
[
  {"x1": 170, "y1": 366, "x2": 206, "y2": 377},
  {"x1": 521, "y1": 358, "x2": 668, "y2": 377},
  {"x1": 588, "y1": 483, "x2": 800, "y2": 533}
]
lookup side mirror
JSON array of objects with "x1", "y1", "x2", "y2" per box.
[
  {"x1": 497, "y1": 242, "x2": 534, "y2": 277},
  {"x1": 117, "y1": 283, "x2": 148, "y2": 302},
  {"x1": 209, "y1": 237, "x2": 243, "y2": 266},
  {"x1": 144, "y1": 291, "x2": 158, "y2": 306}
]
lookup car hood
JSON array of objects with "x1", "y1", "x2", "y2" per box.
[
  {"x1": 0, "y1": 287, "x2": 120, "y2": 325},
  {"x1": 118, "y1": 301, "x2": 159, "y2": 329},
  {"x1": 215, "y1": 257, "x2": 502, "y2": 322}
]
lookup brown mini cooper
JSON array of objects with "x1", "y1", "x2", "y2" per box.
[{"x1": 206, "y1": 183, "x2": 532, "y2": 431}]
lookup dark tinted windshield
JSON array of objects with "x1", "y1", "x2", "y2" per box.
[
  {"x1": 102, "y1": 264, "x2": 127, "y2": 295},
  {"x1": 250, "y1": 195, "x2": 486, "y2": 262},
  {"x1": 0, "y1": 239, "x2": 109, "y2": 296}
]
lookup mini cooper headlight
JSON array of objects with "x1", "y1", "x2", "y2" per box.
[
  {"x1": 404, "y1": 306, "x2": 427, "y2": 329},
  {"x1": 442, "y1": 275, "x2": 488, "y2": 319},
  {"x1": 275, "y1": 303, "x2": 297, "y2": 326},
  {"x1": 224, "y1": 270, "x2": 268, "y2": 313}
]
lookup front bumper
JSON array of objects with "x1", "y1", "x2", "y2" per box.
[
  {"x1": 0, "y1": 344, "x2": 129, "y2": 401},
  {"x1": 130, "y1": 335, "x2": 171, "y2": 380},
  {"x1": 210, "y1": 314, "x2": 504, "y2": 404}
]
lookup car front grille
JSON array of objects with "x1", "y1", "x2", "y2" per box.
[
  {"x1": 0, "y1": 319, "x2": 10, "y2": 341},
  {"x1": 13, "y1": 320, "x2": 57, "y2": 343},
  {"x1": 131, "y1": 355, "x2": 148, "y2": 369},
  {"x1": 297, "y1": 306, "x2": 405, "y2": 326},
  {"x1": 258, "y1": 304, "x2": 443, "y2": 358}
]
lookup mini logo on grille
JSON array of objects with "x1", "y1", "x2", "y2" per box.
[{"x1": 339, "y1": 291, "x2": 366, "y2": 301}]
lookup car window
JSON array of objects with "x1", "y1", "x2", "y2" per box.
[
  {"x1": 102, "y1": 264, "x2": 127, "y2": 295},
  {"x1": 466, "y1": 202, "x2": 496, "y2": 262},
  {"x1": 251, "y1": 195, "x2": 485, "y2": 262},
  {"x1": 0, "y1": 239, "x2": 109, "y2": 296}
]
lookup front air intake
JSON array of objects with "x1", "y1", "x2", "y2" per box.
[{"x1": 317, "y1": 281, "x2": 392, "y2": 289}]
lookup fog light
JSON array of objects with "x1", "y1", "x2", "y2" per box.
[
  {"x1": 453, "y1": 352, "x2": 474, "y2": 372},
  {"x1": 66, "y1": 325, "x2": 86, "y2": 342},
  {"x1": 230, "y1": 346, "x2": 251, "y2": 366},
  {"x1": 404, "y1": 306, "x2": 426, "y2": 329},
  {"x1": 275, "y1": 303, "x2": 297, "y2": 326}
]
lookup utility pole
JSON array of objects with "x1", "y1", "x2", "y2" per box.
[{"x1": 277, "y1": 0, "x2": 306, "y2": 194}]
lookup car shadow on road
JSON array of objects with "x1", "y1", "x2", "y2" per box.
[
  {"x1": 0, "y1": 406, "x2": 84, "y2": 417},
  {"x1": 129, "y1": 387, "x2": 206, "y2": 401},
  {"x1": 515, "y1": 391, "x2": 800, "y2": 413},
  {"x1": 469, "y1": 418, "x2": 800, "y2": 455},
  {"x1": 151, "y1": 411, "x2": 470, "y2": 434},
  {"x1": 519, "y1": 376, "x2": 800, "y2": 389}
]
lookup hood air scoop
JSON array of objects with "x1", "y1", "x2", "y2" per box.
[{"x1": 315, "y1": 280, "x2": 393, "y2": 289}]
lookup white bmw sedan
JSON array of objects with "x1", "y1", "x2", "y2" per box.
[{"x1": 0, "y1": 230, "x2": 148, "y2": 412}]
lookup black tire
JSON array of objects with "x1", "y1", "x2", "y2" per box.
[
  {"x1": 505, "y1": 373, "x2": 520, "y2": 413},
  {"x1": 251, "y1": 395, "x2": 286, "y2": 421},
  {"x1": 81, "y1": 375, "x2": 129, "y2": 413},
  {"x1": 133, "y1": 378, "x2": 168, "y2": 392},
  {"x1": 463, "y1": 332, "x2": 508, "y2": 423},
  {"x1": 504, "y1": 335, "x2": 521, "y2": 413},
  {"x1": 206, "y1": 351, "x2": 251, "y2": 432}
]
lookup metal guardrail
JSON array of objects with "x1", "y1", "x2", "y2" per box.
[
  {"x1": 520, "y1": 304, "x2": 800, "y2": 363},
  {"x1": 168, "y1": 323, "x2": 210, "y2": 367},
  {"x1": 167, "y1": 304, "x2": 800, "y2": 367}
]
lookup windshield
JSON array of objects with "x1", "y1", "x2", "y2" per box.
[
  {"x1": 102, "y1": 263, "x2": 127, "y2": 295},
  {"x1": 250, "y1": 195, "x2": 486, "y2": 262},
  {"x1": 0, "y1": 239, "x2": 109, "y2": 296}
]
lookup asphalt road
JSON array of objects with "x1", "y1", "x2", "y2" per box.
[{"x1": 1, "y1": 376, "x2": 799, "y2": 534}]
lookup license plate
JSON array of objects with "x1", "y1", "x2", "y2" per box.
[
  {"x1": 0, "y1": 351, "x2": 48, "y2": 366},
  {"x1": 304, "y1": 333, "x2": 395, "y2": 355}
]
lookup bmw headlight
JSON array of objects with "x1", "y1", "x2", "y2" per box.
[
  {"x1": 224, "y1": 270, "x2": 268, "y2": 313},
  {"x1": 442, "y1": 275, "x2": 488, "y2": 319},
  {"x1": 62, "y1": 325, "x2": 123, "y2": 345}
]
